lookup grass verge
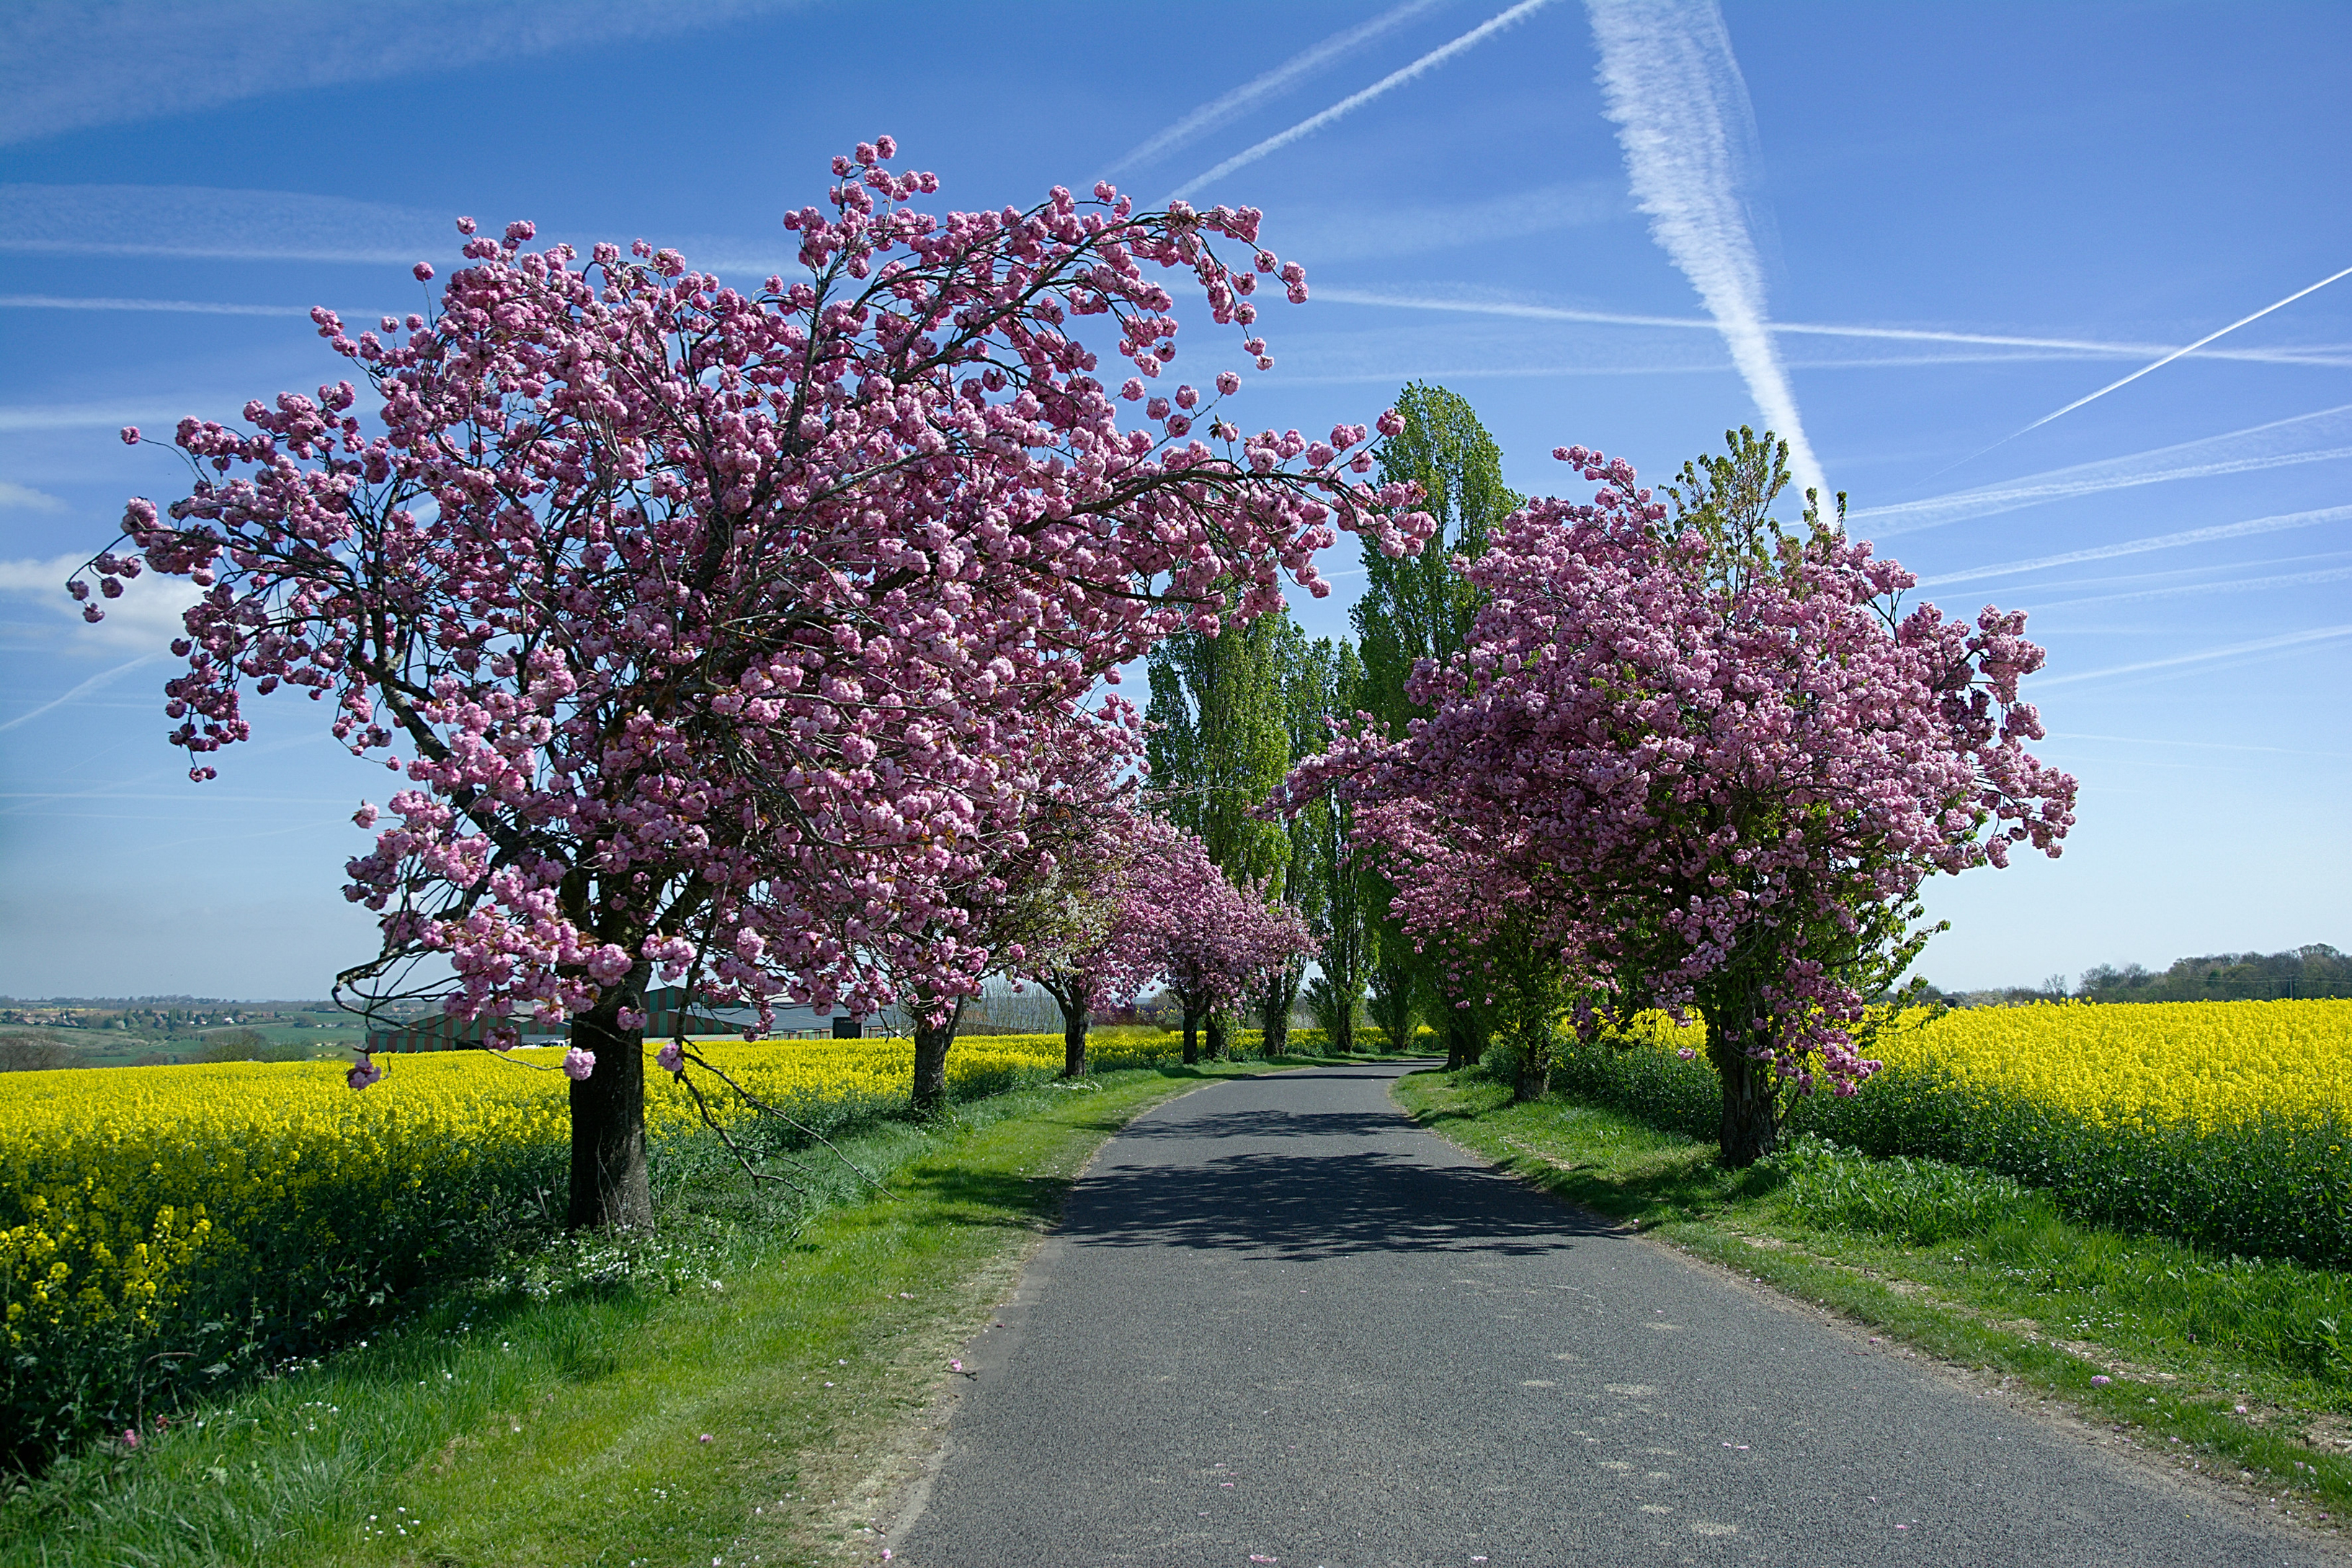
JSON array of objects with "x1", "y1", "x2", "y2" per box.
[
  {"x1": 1394, "y1": 1067, "x2": 2352, "y2": 1539},
  {"x1": 1, "y1": 1056, "x2": 1373, "y2": 1567}
]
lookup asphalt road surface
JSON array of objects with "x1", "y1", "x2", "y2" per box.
[{"x1": 896, "y1": 1061, "x2": 2338, "y2": 1567}]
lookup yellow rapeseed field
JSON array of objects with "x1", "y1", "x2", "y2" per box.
[
  {"x1": 1608, "y1": 998, "x2": 2352, "y2": 1133},
  {"x1": 1868, "y1": 999, "x2": 2352, "y2": 1133},
  {"x1": 0, "y1": 1030, "x2": 1177, "y2": 1357}
]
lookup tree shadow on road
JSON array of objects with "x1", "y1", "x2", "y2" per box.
[
  {"x1": 1060, "y1": 1148, "x2": 1613, "y2": 1261},
  {"x1": 1116, "y1": 1108, "x2": 1426, "y2": 1141}
]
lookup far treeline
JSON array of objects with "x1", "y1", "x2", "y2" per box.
[
  {"x1": 1923, "y1": 944, "x2": 2351, "y2": 1007},
  {"x1": 2082, "y1": 945, "x2": 2352, "y2": 1002}
]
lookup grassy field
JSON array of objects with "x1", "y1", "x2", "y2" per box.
[
  {"x1": 1396, "y1": 1066, "x2": 2352, "y2": 1537},
  {"x1": 1554, "y1": 1000, "x2": 2352, "y2": 1267},
  {"x1": 2, "y1": 1048, "x2": 1424, "y2": 1565},
  {"x1": 0, "y1": 1024, "x2": 1329, "y2": 1464}
]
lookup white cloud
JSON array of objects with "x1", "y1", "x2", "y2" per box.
[
  {"x1": 1587, "y1": 0, "x2": 1825, "y2": 503},
  {"x1": 0, "y1": 481, "x2": 68, "y2": 513},
  {"x1": 0, "y1": 551, "x2": 202, "y2": 654},
  {"x1": 0, "y1": 1, "x2": 811, "y2": 148}
]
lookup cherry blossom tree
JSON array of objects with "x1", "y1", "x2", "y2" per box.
[
  {"x1": 1277, "y1": 432, "x2": 2077, "y2": 1159},
  {"x1": 78, "y1": 137, "x2": 1430, "y2": 1228},
  {"x1": 1008, "y1": 795, "x2": 1168, "y2": 1080},
  {"x1": 1126, "y1": 828, "x2": 1315, "y2": 1064},
  {"x1": 874, "y1": 697, "x2": 1146, "y2": 1110}
]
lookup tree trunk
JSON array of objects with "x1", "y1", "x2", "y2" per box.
[
  {"x1": 1260, "y1": 969, "x2": 1293, "y2": 1059},
  {"x1": 1059, "y1": 995, "x2": 1089, "y2": 1078},
  {"x1": 1205, "y1": 1010, "x2": 1230, "y2": 1061},
  {"x1": 567, "y1": 961, "x2": 654, "y2": 1231},
  {"x1": 912, "y1": 996, "x2": 965, "y2": 1115},
  {"x1": 1513, "y1": 1035, "x2": 1550, "y2": 1102},
  {"x1": 1444, "y1": 1007, "x2": 1476, "y2": 1071},
  {"x1": 1709, "y1": 1025, "x2": 1780, "y2": 1167},
  {"x1": 1182, "y1": 1002, "x2": 1202, "y2": 1065},
  {"x1": 1333, "y1": 1000, "x2": 1355, "y2": 1056}
]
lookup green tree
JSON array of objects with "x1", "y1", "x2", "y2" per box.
[
  {"x1": 1352, "y1": 383, "x2": 1519, "y2": 1068},
  {"x1": 1353, "y1": 382, "x2": 1520, "y2": 729},
  {"x1": 1260, "y1": 633, "x2": 1374, "y2": 1054},
  {"x1": 1146, "y1": 610, "x2": 1293, "y2": 1057}
]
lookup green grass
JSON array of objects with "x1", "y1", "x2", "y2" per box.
[
  {"x1": 1396, "y1": 1067, "x2": 2352, "y2": 1536},
  {"x1": 1, "y1": 1058, "x2": 1358, "y2": 1567},
  {"x1": 1550, "y1": 1027, "x2": 2352, "y2": 1268}
]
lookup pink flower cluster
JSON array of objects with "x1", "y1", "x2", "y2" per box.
[
  {"x1": 79, "y1": 141, "x2": 1432, "y2": 1083},
  {"x1": 1118, "y1": 822, "x2": 1315, "y2": 1028},
  {"x1": 1276, "y1": 445, "x2": 2077, "y2": 1093}
]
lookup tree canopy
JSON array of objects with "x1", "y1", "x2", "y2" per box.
[
  {"x1": 86, "y1": 138, "x2": 1430, "y2": 1224},
  {"x1": 1278, "y1": 432, "x2": 2077, "y2": 1160}
]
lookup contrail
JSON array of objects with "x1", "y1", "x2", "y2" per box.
[
  {"x1": 2015, "y1": 264, "x2": 2352, "y2": 434},
  {"x1": 1847, "y1": 404, "x2": 2352, "y2": 537},
  {"x1": 1106, "y1": 0, "x2": 1453, "y2": 177},
  {"x1": 0, "y1": 651, "x2": 162, "y2": 734},
  {"x1": 2033, "y1": 625, "x2": 2352, "y2": 689},
  {"x1": 1167, "y1": 0, "x2": 1560, "y2": 202},
  {"x1": 2044, "y1": 731, "x2": 2352, "y2": 761},
  {"x1": 2031, "y1": 559, "x2": 2352, "y2": 612},
  {"x1": 1309, "y1": 286, "x2": 2352, "y2": 365},
  {"x1": 1915, "y1": 263, "x2": 2352, "y2": 485},
  {"x1": 0, "y1": 399, "x2": 212, "y2": 431},
  {"x1": 0, "y1": 293, "x2": 310, "y2": 316},
  {"x1": 1587, "y1": 0, "x2": 1825, "y2": 506},
  {"x1": 1916, "y1": 504, "x2": 2352, "y2": 587}
]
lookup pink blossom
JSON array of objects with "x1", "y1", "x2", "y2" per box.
[
  {"x1": 562, "y1": 1048, "x2": 597, "y2": 1082},
  {"x1": 657, "y1": 1040, "x2": 685, "y2": 1074},
  {"x1": 345, "y1": 1056, "x2": 383, "y2": 1091},
  {"x1": 86, "y1": 141, "x2": 1431, "y2": 1190},
  {"x1": 1272, "y1": 439, "x2": 2074, "y2": 1141}
]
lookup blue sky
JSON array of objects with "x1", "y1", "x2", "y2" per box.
[{"x1": 1, "y1": 0, "x2": 2345, "y2": 998}]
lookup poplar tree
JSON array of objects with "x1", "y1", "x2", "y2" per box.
[
  {"x1": 1257, "y1": 628, "x2": 1369, "y2": 1054},
  {"x1": 1350, "y1": 383, "x2": 1520, "y2": 1066},
  {"x1": 1293, "y1": 640, "x2": 1373, "y2": 1054},
  {"x1": 1146, "y1": 609, "x2": 1292, "y2": 1056}
]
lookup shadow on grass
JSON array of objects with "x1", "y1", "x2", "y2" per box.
[
  {"x1": 1399, "y1": 1070, "x2": 1779, "y2": 1229},
  {"x1": 893, "y1": 1162, "x2": 1080, "y2": 1231}
]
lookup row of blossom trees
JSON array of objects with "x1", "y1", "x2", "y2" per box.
[
  {"x1": 81, "y1": 135, "x2": 2075, "y2": 1221},
  {"x1": 81, "y1": 141, "x2": 1403, "y2": 1226},
  {"x1": 1274, "y1": 427, "x2": 2077, "y2": 1164}
]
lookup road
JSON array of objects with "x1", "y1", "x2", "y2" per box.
[{"x1": 894, "y1": 1061, "x2": 2336, "y2": 1567}]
